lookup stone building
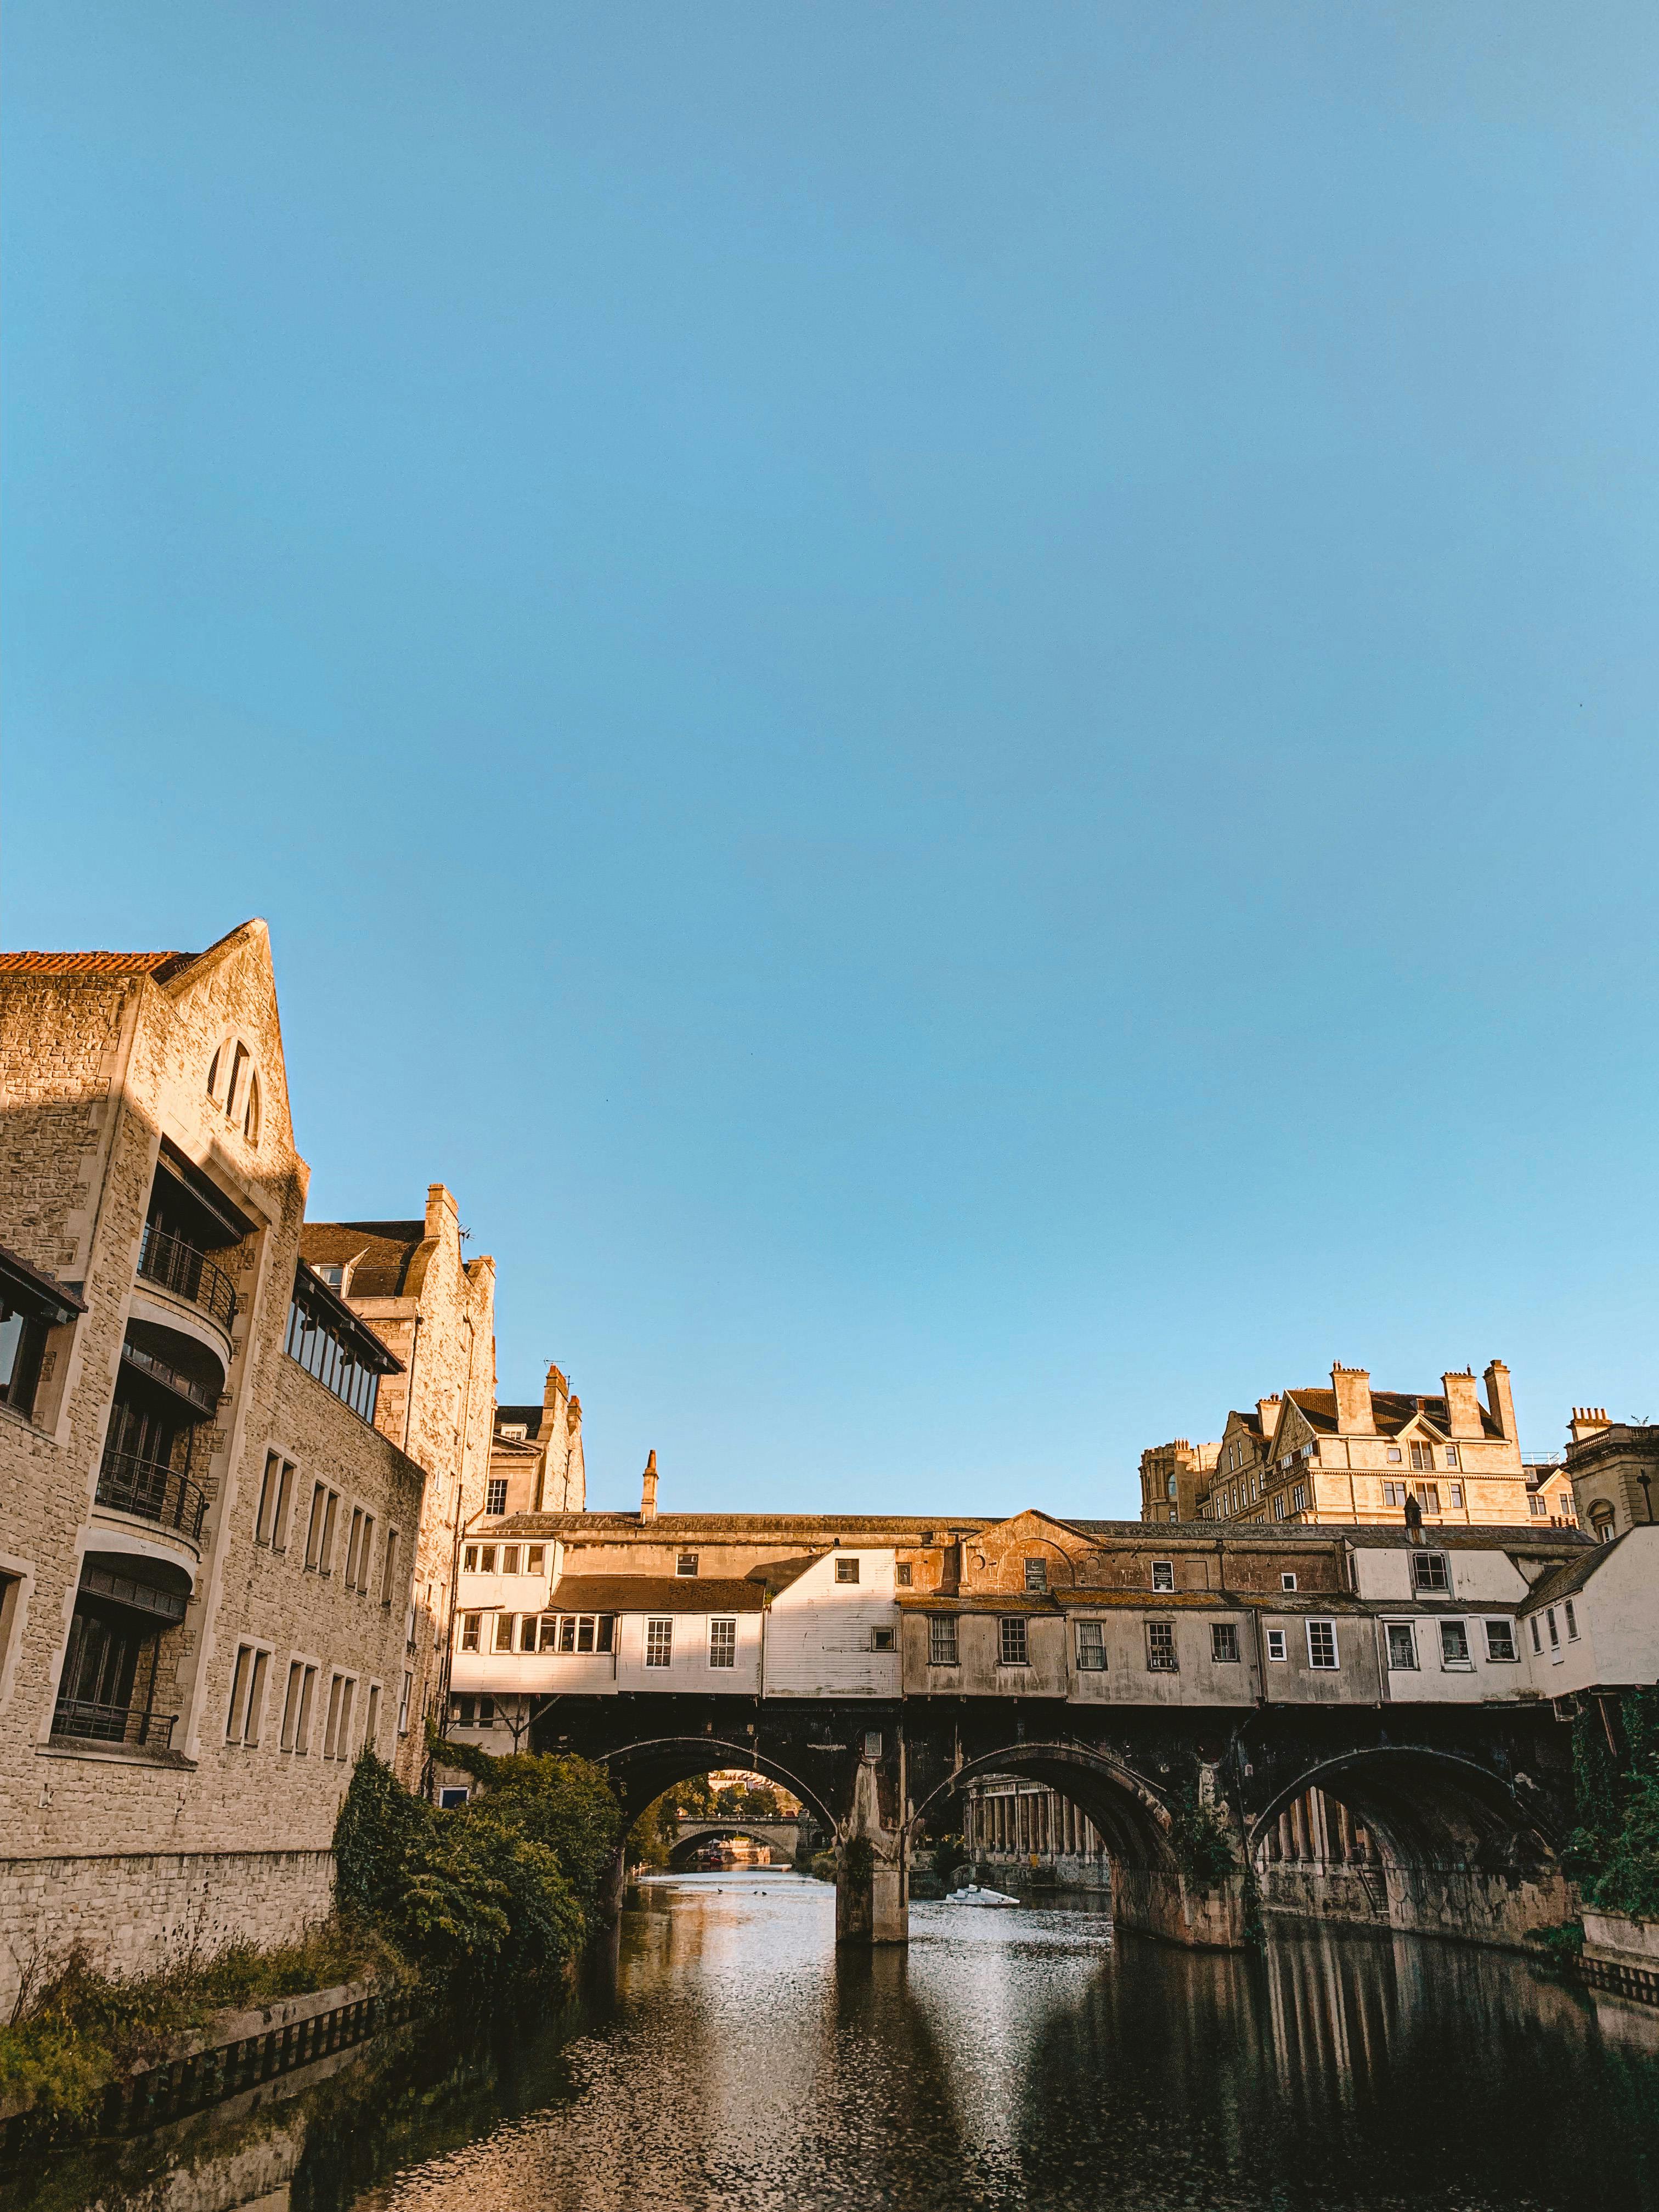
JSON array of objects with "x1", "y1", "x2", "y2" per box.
[
  {"x1": 1561, "y1": 1408, "x2": 1659, "y2": 1542},
  {"x1": 489, "y1": 1363, "x2": 585, "y2": 1519},
  {"x1": 298, "y1": 1191, "x2": 496, "y2": 1775},
  {"x1": 0, "y1": 924, "x2": 437, "y2": 2005},
  {"x1": 1171, "y1": 1362, "x2": 1531, "y2": 1528},
  {"x1": 1137, "y1": 1438, "x2": 1219, "y2": 1523}
]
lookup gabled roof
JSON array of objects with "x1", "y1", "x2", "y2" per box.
[
  {"x1": 1519, "y1": 1544, "x2": 1615, "y2": 1614},
  {"x1": 1281, "y1": 1387, "x2": 1502, "y2": 1442}
]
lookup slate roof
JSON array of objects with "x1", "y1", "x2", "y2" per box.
[
  {"x1": 299, "y1": 1222, "x2": 426, "y2": 1298},
  {"x1": 1284, "y1": 1387, "x2": 1504, "y2": 1441},
  {"x1": 1518, "y1": 1547, "x2": 1612, "y2": 1614},
  {"x1": 546, "y1": 1573, "x2": 772, "y2": 1615}
]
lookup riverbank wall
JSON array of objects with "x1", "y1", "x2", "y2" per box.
[{"x1": 0, "y1": 1849, "x2": 335, "y2": 2013}]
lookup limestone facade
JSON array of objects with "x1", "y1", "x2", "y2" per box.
[
  {"x1": 1136, "y1": 1437, "x2": 1219, "y2": 1524},
  {"x1": 1169, "y1": 1362, "x2": 1532, "y2": 1528},
  {"x1": 489, "y1": 1363, "x2": 585, "y2": 1519},
  {"x1": 0, "y1": 925, "x2": 429, "y2": 2006},
  {"x1": 1561, "y1": 1408, "x2": 1659, "y2": 1543},
  {"x1": 299, "y1": 1192, "x2": 496, "y2": 1780}
]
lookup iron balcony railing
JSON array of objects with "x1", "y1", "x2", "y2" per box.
[
  {"x1": 138, "y1": 1223, "x2": 236, "y2": 1333},
  {"x1": 95, "y1": 1448, "x2": 209, "y2": 1541},
  {"x1": 119, "y1": 1339, "x2": 219, "y2": 1418},
  {"x1": 49, "y1": 1699, "x2": 177, "y2": 1751}
]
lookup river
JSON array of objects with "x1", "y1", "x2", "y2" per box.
[{"x1": 12, "y1": 1871, "x2": 1659, "y2": 2212}]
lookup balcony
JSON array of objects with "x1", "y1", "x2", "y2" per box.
[
  {"x1": 95, "y1": 1448, "x2": 208, "y2": 1542},
  {"x1": 49, "y1": 1698, "x2": 177, "y2": 1751},
  {"x1": 138, "y1": 1223, "x2": 236, "y2": 1333},
  {"x1": 119, "y1": 1338, "x2": 219, "y2": 1419}
]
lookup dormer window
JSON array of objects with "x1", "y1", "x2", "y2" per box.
[{"x1": 499, "y1": 1423, "x2": 527, "y2": 1441}]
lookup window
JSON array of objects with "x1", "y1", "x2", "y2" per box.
[
  {"x1": 1382, "y1": 1480, "x2": 1407, "y2": 1507},
  {"x1": 304, "y1": 1484, "x2": 340, "y2": 1575},
  {"x1": 645, "y1": 1619, "x2": 673, "y2": 1667},
  {"x1": 1211, "y1": 1622, "x2": 1240, "y2": 1663},
  {"x1": 1307, "y1": 1620, "x2": 1338, "y2": 1669},
  {"x1": 450, "y1": 1694, "x2": 494, "y2": 1729},
  {"x1": 256, "y1": 1454, "x2": 295, "y2": 1548},
  {"x1": 929, "y1": 1616, "x2": 958, "y2": 1667},
  {"x1": 706, "y1": 1617, "x2": 737, "y2": 1668},
  {"x1": 1273, "y1": 1494, "x2": 1289, "y2": 1521},
  {"x1": 1409, "y1": 1443, "x2": 1433, "y2": 1471},
  {"x1": 478, "y1": 1545, "x2": 497, "y2": 1573},
  {"x1": 280, "y1": 1661, "x2": 318, "y2": 1754},
  {"x1": 460, "y1": 1613, "x2": 481, "y2": 1653},
  {"x1": 363, "y1": 1682, "x2": 380, "y2": 1753},
  {"x1": 227, "y1": 1042, "x2": 251, "y2": 1122},
  {"x1": 1280, "y1": 1573, "x2": 1297, "y2": 1592},
  {"x1": 1151, "y1": 1560, "x2": 1174, "y2": 1593},
  {"x1": 1444, "y1": 1483, "x2": 1463, "y2": 1509},
  {"x1": 1410, "y1": 1551, "x2": 1450, "y2": 1594},
  {"x1": 225, "y1": 1645, "x2": 269, "y2": 1745},
  {"x1": 1530, "y1": 1616, "x2": 1543, "y2": 1654},
  {"x1": 1075, "y1": 1621, "x2": 1106, "y2": 1671},
  {"x1": 526, "y1": 1544, "x2": 545, "y2": 1573},
  {"x1": 999, "y1": 1617, "x2": 1029, "y2": 1666},
  {"x1": 518, "y1": 1614, "x2": 540, "y2": 1651},
  {"x1": 284, "y1": 1267, "x2": 389, "y2": 1423},
  {"x1": 896, "y1": 1561, "x2": 912, "y2": 1587},
  {"x1": 1530, "y1": 1493, "x2": 1548, "y2": 1518},
  {"x1": 1386, "y1": 1622, "x2": 1418, "y2": 1671},
  {"x1": 1439, "y1": 1621, "x2": 1472, "y2": 1669},
  {"x1": 344, "y1": 1509, "x2": 365, "y2": 1590},
  {"x1": 544, "y1": 1613, "x2": 613, "y2": 1654},
  {"x1": 380, "y1": 1529, "x2": 400, "y2": 1609},
  {"x1": 322, "y1": 1673, "x2": 357, "y2": 1759},
  {"x1": 1485, "y1": 1620, "x2": 1517, "y2": 1663},
  {"x1": 1546, "y1": 1607, "x2": 1560, "y2": 1651},
  {"x1": 835, "y1": 1557, "x2": 860, "y2": 1584},
  {"x1": 1444, "y1": 1447, "x2": 1460, "y2": 1469},
  {"x1": 676, "y1": 1553, "x2": 699, "y2": 1577},
  {"x1": 1565, "y1": 1600, "x2": 1579, "y2": 1640},
  {"x1": 464, "y1": 1545, "x2": 478, "y2": 1570},
  {"x1": 1413, "y1": 1483, "x2": 1440, "y2": 1513},
  {"x1": 398, "y1": 1671, "x2": 412, "y2": 1735},
  {"x1": 493, "y1": 1614, "x2": 515, "y2": 1652},
  {"x1": 498, "y1": 1423, "x2": 527, "y2": 1441},
  {"x1": 242, "y1": 1074, "x2": 261, "y2": 1144},
  {"x1": 1592, "y1": 1506, "x2": 1615, "y2": 1543},
  {"x1": 501, "y1": 1545, "x2": 520, "y2": 1575},
  {"x1": 1387, "y1": 1446, "x2": 1403, "y2": 1464},
  {"x1": 1266, "y1": 1628, "x2": 1287, "y2": 1662},
  {"x1": 1146, "y1": 1621, "x2": 1177, "y2": 1672},
  {"x1": 485, "y1": 1478, "x2": 508, "y2": 1515},
  {"x1": 871, "y1": 1627, "x2": 896, "y2": 1652},
  {"x1": 1024, "y1": 1558, "x2": 1048, "y2": 1593},
  {"x1": 1291, "y1": 1483, "x2": 1307, "y2": 1514}
]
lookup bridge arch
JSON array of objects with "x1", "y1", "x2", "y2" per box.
[
  {"x1": 667, "y1": 1819, "x2": 801, "y2": 1871},
  {"x1": 585, "y1": 1733, "x2": 837, "y2": 1838},
  {"x1": 906, "y1": 1739, "x2": 1182, "y2": 1874}
]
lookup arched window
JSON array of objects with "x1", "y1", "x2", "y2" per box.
[
  {"x1": 242, "y1": 1073, "x2": 261, "y2": 1144},
  {"x1": 1590, "y1": 1503, "x2": 1616, "y2": 1544},
  {"x1": 206, "y1": 1046, "x2": 223, "y2": 1101}
]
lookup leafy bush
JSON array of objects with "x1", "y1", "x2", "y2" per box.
[
  {"x1": 1167, "y1": 1768, "x2": 1239, "y2": 1892},
  {"x1": 625, "y1": 1794, "x2": 680, "y2": 1870},
  {"x1": 1570, "y1": 1689, "x2": 1659, "y2": 1920},
  {"x1": 1588, "y1": 1775, "x2": 1659, "y2": 1921}
]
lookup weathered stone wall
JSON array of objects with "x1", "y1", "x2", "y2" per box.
[{"x1": 0, "y1": 1849, "x2": 334, "y2": 2011}]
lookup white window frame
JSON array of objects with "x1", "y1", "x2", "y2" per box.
[
  {"x1": 928, "y1": 1615, "x2": 958, "y2": 1667},
  {"x1": 645, "y1": 1617, "x2": 674, "y2": 1668},
  {"x1": 1280, "y1": 1573, "x2": 1297, "y2": 1592},
  {"x1": 871, "y1": 1626, "x2": 896, "y2": 1652},
  {"x1": 1438, "y1": 1619, "x2": 1472, "y2": 1669},
  {"x1": 1385, "y1": 1621, "x2": 1418, "y2": 1671},
  {"x1": 1075, "y1": 1620, "x2": 1107, "y2": 1671},
  {"x1": 1306, "y1": 1619, "x2": 1339, "y2": 1670},
  {"x1": 485, "y1": 1477, "x2": 509, "y2": 1516},
  {"x1": 1211, "y1": 1621, "x2": 1241, "y2": 1664},
  {"x1": 708, "y1": 1617, "x2": 737, "y2": 1669},
  {"x1": 998, "y1": 1616, "x2": 1030, "y2": 1667},
  {"x1": 1265, "y1": 1627, "x2": 1288, "y2": 1662},
  {"x1": 1483, "y1": 1618, "x2": 1518, "y2": 1664},
  {"x1": 1146, "y1": 1620, "x2": 1177, "y2": 1672}
]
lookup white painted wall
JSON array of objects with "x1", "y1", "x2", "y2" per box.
[
  {"x1": 613, "y1": 1607, "x2": 765, "y2": 1695},
  {"x1": 1351, "y1": 1545, "x2": 1534, "y2": 1605},
  {"x1": 763, "y1": 1550, "x2": 900, "y2": 1698}
]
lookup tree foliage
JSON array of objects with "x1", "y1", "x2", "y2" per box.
[{"x1": 1569, "y1": 1688, "x2": 1659, "y2": 1921}]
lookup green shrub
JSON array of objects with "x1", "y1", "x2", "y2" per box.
[
  {"x1": 1569, "y1": 1689, "x2": 1659, "y2": 1920},
  {"x1": 1588, "y1": 1774, "x2": 1659, "y2": 1921},
  {"x1": 1167, "y1": 1768, "x2": 1238, "y2": 1892}
]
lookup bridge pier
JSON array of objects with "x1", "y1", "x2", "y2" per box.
[
  {"x1": 1110, "y1": 1867, "x2": 1251, "y2": 1949},
  {"x1": 836, "y1": 1754, "x2": 908, "y2": 1945}
]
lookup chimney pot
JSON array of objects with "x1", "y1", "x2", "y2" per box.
[{"x1": 640, "y1": 1449, "x2": 659, "y2": 1521}]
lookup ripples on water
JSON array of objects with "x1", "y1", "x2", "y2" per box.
[{"x1": 20, "y1": 1871, "x2": 1659, "y2": 2212}]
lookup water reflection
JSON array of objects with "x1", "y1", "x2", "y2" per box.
[{"x1": 8, "y1": 1872, "x2": 1658, "y2": 2212}]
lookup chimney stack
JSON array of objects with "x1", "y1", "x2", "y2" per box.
[
  {"x1": 1570, "y1": 1406, "x2": 1612, "y2": 1445},
  {"x1": 640, "y1": 1449, "x2": 658, "y2": 1522},
  {"x1": 1257, "y1": 1395, "x2": 1282, "y2": 1440},
  {"x1": 1331, "y1": 1364, "x2": 1373, "y2": 1436},
  {"x1": 1483, "y1": 1360, "x2": 1516, "y2": 1444},
  {"x1": 425, "y1": 1182, "x2": 459, "y2": 1240},
  {"x1": 1442, "y1": 1370, "x2": 1484, "y2": 1438}
]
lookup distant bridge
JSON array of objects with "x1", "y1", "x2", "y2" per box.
[{"x1": 668, "y1": 1815, "x2": 804, "y2": 1869}]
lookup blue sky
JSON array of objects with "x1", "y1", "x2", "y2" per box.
[{"x1": 7, "y1": 4, "x2": 1658, "y2": 1514}]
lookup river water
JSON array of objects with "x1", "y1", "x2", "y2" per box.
[{"x1": 13, "y1": 1871, "x2": 1659, "y2": 2212}]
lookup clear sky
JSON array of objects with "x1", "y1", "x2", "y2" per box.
[{"x1": 7, "y1": 4, "x2": 1658, "y2": 1515}]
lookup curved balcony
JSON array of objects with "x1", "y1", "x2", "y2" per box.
[
  {"x1": 95, "y1": 1449, "x2": 209, "y2": 1542},
  {"x1": 138, "y1": 1223, "x2": 236, "y2": 1334}
]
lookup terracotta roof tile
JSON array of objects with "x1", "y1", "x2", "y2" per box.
[
  {"x1": 0, "y1": 949, "x2": 196, "y2": 982},
  {"x1": 547, "y1": 1573, "x2": 771, "y2": 1615}
]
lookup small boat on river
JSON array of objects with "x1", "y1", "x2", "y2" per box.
[{"x1": 944, "y1": 1884, "x2": 1021, "y2": 1908}]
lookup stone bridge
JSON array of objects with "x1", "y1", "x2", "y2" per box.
[
  {"x1": 543, "y1": 1691, "x2": 1578, "y2": 1956},
  {"x1": 668, "y1": 1816, "x2": 804, "y2": 1868}
]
